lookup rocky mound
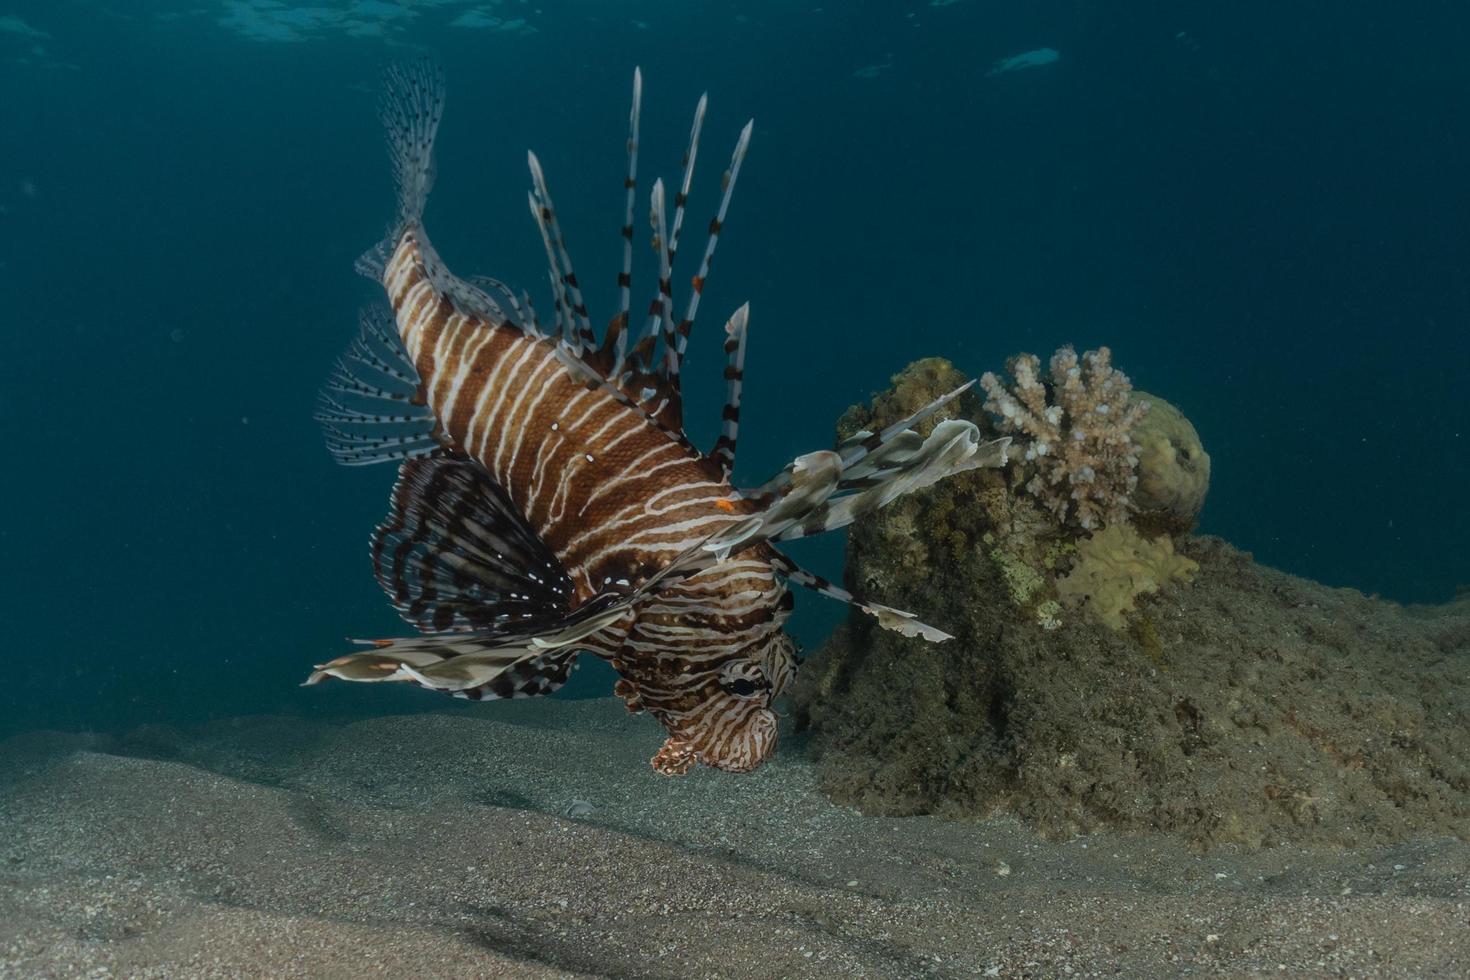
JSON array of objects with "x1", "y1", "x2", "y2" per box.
[{"x1": 791, "y1": 360, "x2": 1470, "y2": 848}]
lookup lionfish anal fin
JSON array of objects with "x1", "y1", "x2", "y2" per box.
[{"x1": 315, "y1": 306, "x2": 443, "y2": 466}]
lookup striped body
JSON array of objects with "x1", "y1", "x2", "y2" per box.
[{"x1": 385, "y1": 232, "x2": 792, "y2": 772}]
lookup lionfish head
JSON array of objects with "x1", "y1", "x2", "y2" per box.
[{"x1": 645, "y1": 630, "x2": 799, "y2": 774}]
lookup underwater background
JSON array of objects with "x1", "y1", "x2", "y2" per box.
[{"x1": 1, "y1": 0, "x2": 1466, "y2": 739}]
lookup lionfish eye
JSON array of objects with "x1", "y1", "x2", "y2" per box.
[{"x1": 724, "y1": 677, "x2": 761, "y2": 697}]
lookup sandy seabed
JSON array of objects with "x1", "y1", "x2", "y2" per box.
[{"x1": 2, "y1": 699, "x2": 1466, "y2": 979}]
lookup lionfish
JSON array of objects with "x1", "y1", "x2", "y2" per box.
[{"x1": 307, "y1": 63, "x2": 1008, "y2": 775}]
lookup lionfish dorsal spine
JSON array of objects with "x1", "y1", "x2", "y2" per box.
[
  {"x1": 526, "y1": 186, "x2": 571, "y2": 344},
  {"x1": 527, "y1": 150, "x2": 596, "y2": 353},
  {"x1": 605, "y1": 67, "x2": 643, "y2": 379},
  {"x1": 646, "y1": 178, "x2": 677, "y2": 378},
  {"x1": 666, "y1": 92, "x2": 708, "y2": 273},
  {"x1": 709, "y1": 301, "x2": 750, "y2": 478},
  {"x1": 656, "y1": 93, "x2": 709, "y2": 377},
  {"x1": 673, "y1": 119, "x2": 754, "y2": 372}
]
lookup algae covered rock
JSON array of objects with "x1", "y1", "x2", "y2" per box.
[
  {"x1": 836, "y1": 356, "x2": 980, "y2": 441},
  {"x1": 1130, "y1": 390, "x2": 1211, "y2": 532},
  {"x1": 792, "y1": 359, "x2": 1470, "y2": 848},
  {"x1": 1056, "y1": 524, "x2": 1198, "y2": 629}
]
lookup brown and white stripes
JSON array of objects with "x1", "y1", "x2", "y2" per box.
[
  {"x1": 385, "y1": 233, "x2": 756, "y2": 584},
  {"x1": 382, "y1": 227, "x2": 791, "y2": 771}
]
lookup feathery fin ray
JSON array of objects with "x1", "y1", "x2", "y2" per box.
[
  {"x1": 316, "y1": 306, "x2": 441, "y2": 466},
  {"x1": 356, "y1": 60, "x2": 444, "y2": 279},
  {"x1": 310, "y1": 456, "x2": 720, "y2": 694},
  {"x1": 370, "y1": 456, "x2": 575, "y2": 634}
]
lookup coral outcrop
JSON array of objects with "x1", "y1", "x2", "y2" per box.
[
  {"x1": 791, "y1": 359, "x2": 1470, "y2": 848},
  {"x1": 980, "y1": 346, "x2": 1147, "y2": 531},
  {"x1": 1130, "y1": 391, "x2": 1211, "y2": 532}
]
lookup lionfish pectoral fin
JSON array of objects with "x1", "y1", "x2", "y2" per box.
[
  {"x1": 318, "y1": 454, "x2": 697, "y2": 698},
  {"x1": 766, "y1": 552, "x2": 954, "y2": 643},
  {"x1": 306, "y1": 636, "x2": 580, "y2": 701},
  {"x1": 865, "y1": 604, "x2": 955, "y2": 642},
  {"x1": 773, "y1": 421, "x2": 1010, "y2": 542},
  {"x1": 747, "y1": 383, "x2": 996, "y2": 498},
  {"x1": 760, "y1": 419, "x2": 1010, "y2": 545},
  {"x1": 651, "y1": 736, "x2": 699, "y2": 776},
  {"x1": 700, "y1": 450, "x2": 844, "y2": 561},
  {"x1": 303, "y1": 643, "x2": 446, "y2": 684},
  {"x1": 307, "y1": 591, "x2": 653, "y2": 699},
  {"x1": 373, "y1": 456, "x2": 578, "y2": 634},
  {"x1": 704, "y1": 415, "x2": 1008, "y2": 561}
]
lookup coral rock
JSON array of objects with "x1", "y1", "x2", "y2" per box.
[
  {"x1": 1130, "y1": 391, "x2": 1211, "y2": 532},
  {"x1": 793, "y1": 362, "x2": 1470, "y2": 848},
  {"x1": 837, "y1": 356, "x2": 979, "y2": 442}
]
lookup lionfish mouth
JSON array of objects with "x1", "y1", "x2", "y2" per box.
[{"x1": 698, "y1": 707, "x2": 780, "y2": 774}]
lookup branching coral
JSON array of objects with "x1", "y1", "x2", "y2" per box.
[{"x1": 980, "y1": 346, "x2": 1148, "y2": 531}]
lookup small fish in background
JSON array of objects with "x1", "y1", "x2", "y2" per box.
[
  {"x1": 986, "y1": 47, "x2": 1060, "y2": 77},
  {"x1": 307, "y1": 63, "x2": 1008, "y2": 775}
]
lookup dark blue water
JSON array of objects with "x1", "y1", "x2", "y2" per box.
[{"x1": 2, "y1": 0, "x2": 1466, "y2": 737}]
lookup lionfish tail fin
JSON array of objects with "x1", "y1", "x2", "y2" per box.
[
  {"x1": 358, "y1": 60, "x2": 444, "y2": 278},
  {"x1": 385, "y1": 60, "x2": 444, "y2": 233},
  {"x1": 315, "y1": 306, "x2": 442, "y2": 466}
]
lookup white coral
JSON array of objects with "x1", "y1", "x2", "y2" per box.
[{"x1": 980, "y1": 346, "x2": 1148, "y2": 530}]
